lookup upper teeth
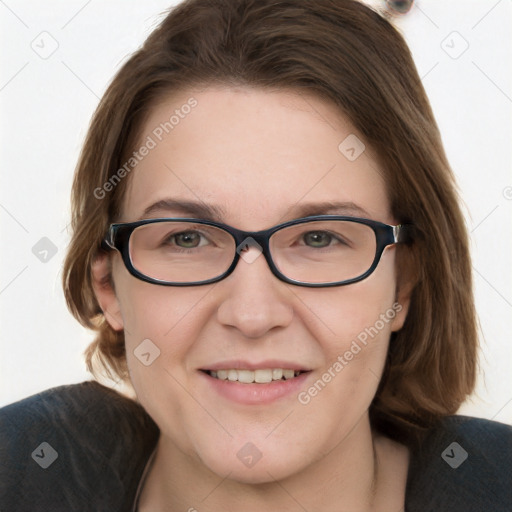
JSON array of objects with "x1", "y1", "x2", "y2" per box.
[{"x1": 209, "y1": 368, "x2": 300, "y2": 383}]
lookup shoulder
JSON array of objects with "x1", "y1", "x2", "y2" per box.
[
  {"x1": 406, "y1": 415, "x2": 512, "y2": 512},
  {"x1": 0, "y1": 381, "x2": 159, "y2": 512}
]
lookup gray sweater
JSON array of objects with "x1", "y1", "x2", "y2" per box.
[{"x1": 1, "y1": 381, "x2": 511, "y2": 511}]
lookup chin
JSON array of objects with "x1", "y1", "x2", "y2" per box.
[
  {"x1": 196, "y1": 439, "x2": 309, "y2": 485},
  {"x1": 207, "y1": 458, "x2": 299, "y2": 485}
]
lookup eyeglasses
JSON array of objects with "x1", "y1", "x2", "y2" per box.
[{"x1": 101, "y1": 216, "x2": 412, "y2": 287}]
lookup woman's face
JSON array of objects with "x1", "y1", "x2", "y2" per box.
[{"x1": 96, "y1": 86, "x2": 410, "y2": 483}]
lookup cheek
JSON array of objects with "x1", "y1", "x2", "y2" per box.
[
  {"x1": 294, "y1": 286, "x2": 398, "y2": 441},
  {"x1": 300, "y1": 252, "x2": 398, "y2": 352},
  {"x1": 293, "y1": 253, "x2": 399, "y2": 418},
  {"x1": 113, "y1": 258, "x2": 205, "y2": 342},
  {"x1": 112, "y1": 273, "x2": 210, "y2": 390}
]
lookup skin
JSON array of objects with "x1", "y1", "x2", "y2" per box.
[{"x1": 92, "y1": 86, "x2": 412, "y2": 511}]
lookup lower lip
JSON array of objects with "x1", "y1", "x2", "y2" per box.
[{"x1": 198, "y1": 371, "x2": 311, "y2": 405}]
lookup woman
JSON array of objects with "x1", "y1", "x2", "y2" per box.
[{"x1": 1, "y1": 0, "x2": 510, "y2": 510}]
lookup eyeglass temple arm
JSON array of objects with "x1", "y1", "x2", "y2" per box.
[
  {"x1": 393, "y1": 224, "x2": 414, "y2": 244},
  {"x1": 101, "y1": 226, "x2": 115, "y2": 251}
]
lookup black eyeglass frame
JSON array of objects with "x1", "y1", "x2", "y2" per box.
[{"x1": 101, "y1": 215, "x2": 413, "y2": 288}]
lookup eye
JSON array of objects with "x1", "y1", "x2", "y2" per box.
[
  {"x1": 302, "y1": 231, "x2": 339, "y2": 248},
  {"x1": 168, "y1": 231, "x2": 206, "y2": 249}
]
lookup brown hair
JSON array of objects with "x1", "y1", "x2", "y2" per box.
[{"x1": 62, "y1": 0, "x2": 478, "y2": 447}]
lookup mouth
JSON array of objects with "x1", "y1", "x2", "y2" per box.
[
  {"x1": 198, "y1": 363, "x2": 313, "y2": 404},
  {"x1": 201, "y1": 368, "x2": 308, "y2": 384}
]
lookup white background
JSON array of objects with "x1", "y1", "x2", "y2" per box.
[{"x1": 1, "y1": 1, "x2": 511, "y2": 425}]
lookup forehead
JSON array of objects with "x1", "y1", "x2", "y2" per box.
[{"x1": 121, "y1": 86, "x2": 390, "y2": 227}]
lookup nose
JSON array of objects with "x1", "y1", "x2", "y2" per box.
[{"x1": 215, "y1": 246, "x2": 294, "y2": 338}]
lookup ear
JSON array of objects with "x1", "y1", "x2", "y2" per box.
[
  {"x1": 91, "y1": 252, "x2": 124, "y2": 331},
  {"x1": 390, "y1": 247, "x2": 417, "y2": 332},
  {"x1": 389, "y1": 278, "x2": 413, "y2": 332}
]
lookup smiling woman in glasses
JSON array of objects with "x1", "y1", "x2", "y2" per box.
[{"x1": 1, "y1": 0, "x2": 510, "y2": 511}]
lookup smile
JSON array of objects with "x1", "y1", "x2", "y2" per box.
[{"x1": 205, "y1": 368, "x2": 304, "y2": 383}]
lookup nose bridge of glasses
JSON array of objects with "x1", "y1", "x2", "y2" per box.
[{"x1": 228, "y1": 225, "x2": 274, "y2": 270}]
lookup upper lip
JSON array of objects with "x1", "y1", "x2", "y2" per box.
[{"x1": 201, "y1": 360, "x2": 312, "y2": 371}]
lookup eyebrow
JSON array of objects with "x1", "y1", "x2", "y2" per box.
[
  {"x1": 139, "y1": 198, "x2": 371, "y2": 222},
  {"x1": 141, "y1": 199, "x2": 226, "y2": 221},
  {"x1": 286, "y1": 200, "x2": 370, "y2": 219}
]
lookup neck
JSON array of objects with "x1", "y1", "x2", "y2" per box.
[{"x1": 137, "y1": 414, "x2": 407, "y2": 512}]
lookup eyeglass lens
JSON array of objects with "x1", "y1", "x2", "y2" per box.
[{"x1": 129, "y1": 220, "x2": 377, "y2": 284}]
